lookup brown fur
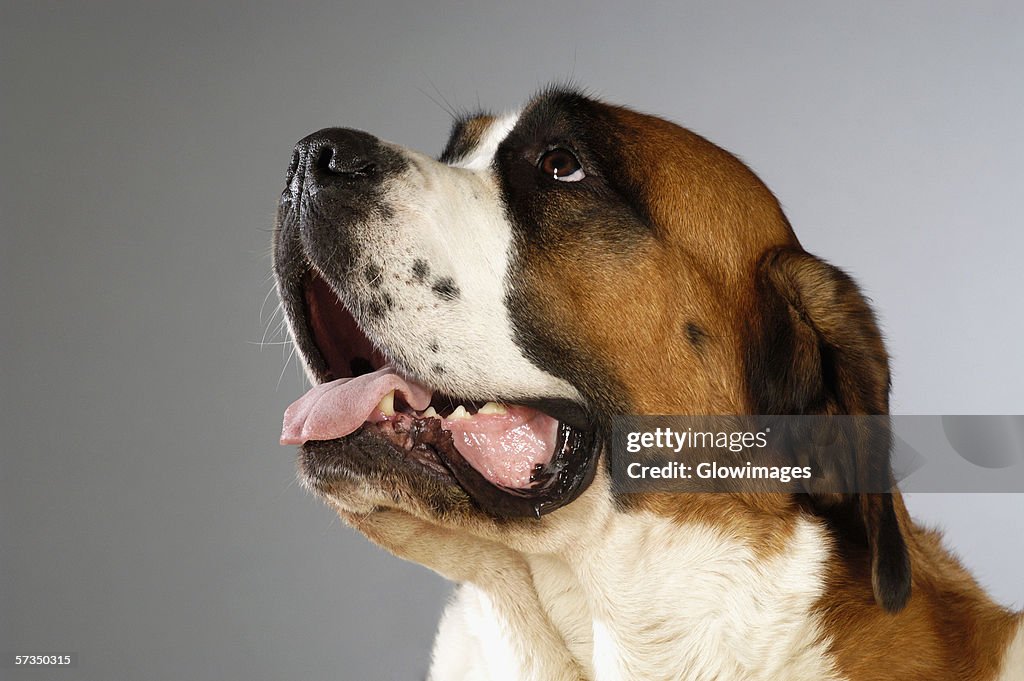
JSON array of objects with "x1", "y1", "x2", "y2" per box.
[
  {"x1": 817, "y1": 509, "x2": 1021, "y2": 680},
  {"x1": 283, "y1": 91, "x2": 1021, "y2": 679},
  {"x1": 514, "y1": 101, "x2": 1020, "y2": 678},
  {"x1": 513, "y1": 105, "x2": 796, "y2": 417}
]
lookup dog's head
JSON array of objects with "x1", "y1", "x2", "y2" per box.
[{"x1": 274, "y1": 87, "x2": 910, "y2": 611}]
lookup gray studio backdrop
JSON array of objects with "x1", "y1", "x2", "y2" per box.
[{"x1": 3, "y1": 1, "x2": 1022, "y2": 679}]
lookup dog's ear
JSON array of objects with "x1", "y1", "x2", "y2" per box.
[{"x1": 746, "y1": 246, "x2": 911, "y2": 613}]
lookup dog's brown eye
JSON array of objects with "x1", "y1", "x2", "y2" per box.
[{"x1": 538, "y1": 148, "x2": 585, "y2": 182}]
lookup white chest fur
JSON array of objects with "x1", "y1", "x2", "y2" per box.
[{"x1": 430, "y1": 514, "x2": 844, "y2": 681}]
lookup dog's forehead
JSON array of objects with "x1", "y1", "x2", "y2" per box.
[
  {"x1": 440, "y1": 111, "x2": 519, "y2": 170},
  {"x1": 439, "y1": 88, "x2": 610, "y2": 170},
  {"x1": 438, "y1": 90, "x2": 797, "y2": 264}
]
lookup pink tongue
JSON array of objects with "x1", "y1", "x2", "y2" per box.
[
  {"x1": 280, "y1": 365, "x2": 558, "y2": 489},
  {"x1": 445, "y1": 408, "x2": 559, "y2": 488},
  {"x1": 280, "y1": 366, "x2": 432, "y2": 445}
]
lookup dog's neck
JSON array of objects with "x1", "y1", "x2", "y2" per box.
[
  {"x1": 517, "y1": 508, "x2": 841, "y2": 680},
  {"x1": 415, "y1": 484, "x2": 1020, "y2": 680}
]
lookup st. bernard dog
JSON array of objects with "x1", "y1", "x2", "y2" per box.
[{"x1": 273, "y1": 87, "x2": 1023, "y2": 680}]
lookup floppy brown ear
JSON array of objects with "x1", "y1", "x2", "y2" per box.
[{"x1": 746, "y1": 246, "x2": 911, "y2": 613}]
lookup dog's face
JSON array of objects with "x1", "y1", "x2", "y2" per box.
[{"x1": 274, "y1": 88, "x2": 910, "y2": 608}]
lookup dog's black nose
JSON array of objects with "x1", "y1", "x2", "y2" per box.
[{"x1": 284, "y1": 128, "x2": 392, "y2": 199}]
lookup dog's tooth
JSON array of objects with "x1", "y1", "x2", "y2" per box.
[
  {"x1": 422, "y1": 406, "x2": 439, "y2": 419},
  {"x1": 448, "y1": 405, "x2": 470, "y2": 421},
  {"x1": 478, "y1": 401, "x2": 507, "y2": 415},
  {"x1": 377, "y1": 391, "x2": 395, "y2": 416}
]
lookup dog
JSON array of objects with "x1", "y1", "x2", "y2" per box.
[{"x1": 273, "y1": 87, "x2": 1023, "y2": 680}]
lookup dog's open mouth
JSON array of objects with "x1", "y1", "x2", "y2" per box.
[{"x1": 280, "y1": 272, "x2": 597, "y2": 518}]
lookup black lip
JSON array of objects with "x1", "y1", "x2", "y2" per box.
[
  {"x1": 299, "y1": 415, "x2": 601, "y2": 520},
  {"x1": 436, "y1": 419, "x2": 600, "y2": 518}
]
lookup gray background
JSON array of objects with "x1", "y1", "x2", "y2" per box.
[{"x1": 2, "y1": 1, "x2": 1022, "y2": 679}]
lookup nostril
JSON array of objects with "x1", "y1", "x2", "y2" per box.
[
  {"x1": 314, "y1": 145, "x2": 337, "y2": 175},
  {"x1": 314, "y1": 143, "x2": 376, "y2": 178}
]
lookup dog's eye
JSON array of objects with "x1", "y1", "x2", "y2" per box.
[{"x1": 538, "y1": 148, "x2": 585, "y2": 182}]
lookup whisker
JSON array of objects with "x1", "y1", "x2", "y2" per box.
[
  {"x1": 260, "y1": 283, "x2": 279, "y2": 323},
  {"x1": 278, "y1": 345, "x2": 297, "y2": 390},
  {"x1": 259, "y1": 303, "x2": 287, "y2": 349},
  {"x1": 417, "y1": 75, "x2": 459, "y2": 121},
  {"x1": 264, "y1": 315, "x2": 289, "y2": 347}
]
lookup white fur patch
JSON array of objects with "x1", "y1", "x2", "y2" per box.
[
  {"x1": 450, "y1": 112, "x2": 520, "y2": 172},
  {"x1": 338, "y1": 112, "x2": 581, "y2": 404},
  {"x1": 430, "y1": 514, "x2": 844, "y2": 681},
  {"x1": 429, "y1": 586, "x2": 522, "y2": 681}
]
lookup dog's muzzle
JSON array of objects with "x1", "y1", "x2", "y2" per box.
[{"x1": 273, "y1": 127, "x2": 601, "y2": 519}]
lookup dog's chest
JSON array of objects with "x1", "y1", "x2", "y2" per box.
[{"x1": 525, "y1": 515, "x2": 844, "y2": 681}]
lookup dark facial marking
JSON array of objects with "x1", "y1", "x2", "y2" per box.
[
  {"x1": 366, "y1": 298, "x2": 385, "y2": 320},
  {"x1": 497, "y1": 86, "x2": 645, "y2": 415},
  {"x1": 495, "y1": 87, "x2": 654, "y2": 245},
  {"x1": 431, "y1": 277, "x2": 460, "y2": 301},
  {"x1": 686, "y1": 322, "x2": 707, "y2": 347},
  {"x1": 412, "y1": 259, "x2": 430, "y2": 282},
  {"x1": 431, "y1": 364, "x2": 445, "y2": 375}
]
